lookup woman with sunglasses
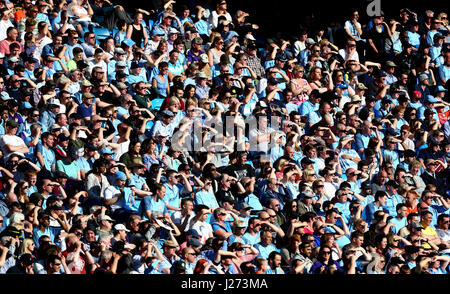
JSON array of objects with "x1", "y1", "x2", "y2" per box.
[{"x1": 310, "y1": 245, "x2": 343, "y2": 274}]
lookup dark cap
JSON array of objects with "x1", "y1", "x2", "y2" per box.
[
  {"x1": 6, "y1": 120, "x2": 18, "y2": 128},
  {"x1": 428, "y1": 136, "x2": 440, "y2": 146},
  {"x1": 275, "y1": 53, "x2": 288, "y2": 62},
  {"x1": 186, "y1": 229, "x2": 200, "y2": 238},
  {"x1": 239, "y1": 202, "x2": 253, "y2": 210},
  {"x1": 411, "y1": 222, "x2": 424, "y2": 230},
  {"x1": 187, "y1": 238, "x2": 202, "y2": 247},
  {"x1": 300, "y1": 191, "x2": 314, "y2": 199},
  {"x1": 361, "y1": 181, "x2": 372, "y2": 190},
  {"x1": 54, "y1": 170, "x2": 69, "y2": 179},
  {"x1": 161, "y1": 110, "x2": 174, "y2": 117},
  {"x1": 85, "y1": 143, "x2": 97, "y2": 151},
  {"x1": 171, "y1": 260, "x2": 186, "y2": 272}
]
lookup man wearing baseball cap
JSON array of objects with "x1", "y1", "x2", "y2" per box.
[{"x1": 150, "y1": 109, "x2": 175, "y2": 138}]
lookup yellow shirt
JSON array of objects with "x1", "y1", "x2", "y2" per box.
[{"x1": 421, "y1": 224, "x2": 437, "y2": 249}]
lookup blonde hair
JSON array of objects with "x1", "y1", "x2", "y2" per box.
[
  {"x1": 302, "y1": 168, "x2": 316, "y2": 180},
  {"x1": 18, "y1": 238, "x2": 34, "y2": 255}
]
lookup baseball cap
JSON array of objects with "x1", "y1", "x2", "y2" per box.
[
  {"x1": 116, "y1": 60, "x2": 127, "y2": 67},
  {"x1": 351, "y1": 95, "x2": 362, "y2": 102},
  {"x1": 410, "y1": 222, "x2": 424, "y2": 230},
  {"x1": 82, "y1": 92, "x2": 95, "y2": 99},
  {"x1": 239, "y1": 202, "x2": 253, "y2": 210},
  {"x1": 199, "y1": 54, "x2": 209, "y2": 64},
  {"x1": 54, "y1": 170, "x2": 69, "y2": 179},
  {"x1": 151, "y1": 28, "x2": 165, "y2": 36},
  {"x1": 116, "y1": 82, "x2": 128, "y2": 90},
  {"x1": 435, "y1": 85, "x2": 448, "y2": 93},
  {"x1": 196, "y1": 72, "x2": 208, "y2": 79},
  {"x1": 300, "y1": 191, "x2": 314, "y2": 199},
  {"x1": 114, "y1": 171, "x2": 127, "y2": 181},
  {"x1": 419, "y1": 73, "x2": 429, "y2": 82},
  {"x1": 187, "y1": 238, "x2": 202, "y2": 247},
  {"x1": 99, "y1": 215, "x2": 114, "y2": 222},
  {"x1": 100, "y1": 147, "x2": 114, "y2": 155},
  {"x1": 161, "y1": 110, "x2": 174, "y2": 117},
  {"x1": 114, "y1": 223, "x2": 130, "y2": 232},
  {"x1": 171, "y1": 260, "x2": 186, "y2": 272},
  {"x1": 385, "y1": 60, "x2": 397, "y2": 67},
  {"x1": 114, "y1": 48, "x2": 126, "y2": 55},
  {"x1": 168, "y1": 27, "x2": 179, "y2": 35},
  {"x1": 275, "y1": 53, "x2": 288, "y2": 62},
  {"x1": 305, "y1": 38, "x2": 315, "y2": 45},
  {"x1": 361, "y1": 181, "x2": 372, "y2": 190},
  {"x1": 245, "y1": 33, "x2": 256, "y2": 41},
  {"x1": 424, "y1": 95, "x2": 438, "y2": 103},
  {"x1": 130, "y1": 62, "x2": 143, "y2": 70},
  {"x1": 6, "y1": 120, "x2": 18, "y2": 128},
  {"x1": 356, "y1": 83, "x2": 368, "y2": 90},
  {"x1": 186, "y1": 229, "x2": 200, "y2": 238},
  {"x1": 8, "y1": 56, "x2": 19, "y2": 62},
  {"x1": 0, "y1": 92, "x2": 12, "y2": 101},
  {"x1": 81, "y1": 79, "x2": 93, "y2": 87}
]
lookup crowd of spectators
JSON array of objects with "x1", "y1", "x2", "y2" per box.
[{"x1": 0, "y1": 0, "x2": 449, "y2": 275}]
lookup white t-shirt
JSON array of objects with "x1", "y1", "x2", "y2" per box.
[
  {"x1": 190, "y1": 221, "x2": 213, "y2": 245},
  {"x1": 338, "y1": 48, "x2": 359, "y2": 63},
  {"x1": 103, "y1": 185, "x2": 124, "y2": 212},
  {"x1": 112, "y1": 136, "x2": 130, "y2": 161},
  {"x1": 0, "y1": 134, "x2": 27, "y2": 160},
  {"x1": 0, "y1": 20, "x2": 13, "y2": 41}
]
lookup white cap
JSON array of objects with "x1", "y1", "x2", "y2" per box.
[
  {"x1": 245, "y1": 33, "x2": 256, "y2": 41},
  {"x1": 114, "y1": 224, "x2": 130, "y2": 232},
  {"x1": 199, "y1": 53, "x2": 209, "y2": 63},
  {"x1": 168, "y1": 27, "x2": 179, "y2": 35}
]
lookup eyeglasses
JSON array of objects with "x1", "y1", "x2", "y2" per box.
[
  {"x1": 347, "y1": 44, "x2": 356, "y2": 47},
  {"x1": 22, "y1": 186, "x2": 29, "y2": 189},
  {"x1": 269, "y1": 215, "x2": 277, "y2": 218},
  {"x1": 322, "y1": 251, "x2": 331, "y2": 254},
  {"x1": 54, "y1": 263, "x2": 62, "y2": 266}
]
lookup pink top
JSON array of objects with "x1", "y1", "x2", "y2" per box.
[{"x1": 0, "y1": 40, "x2": 22, "y2": 55}]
